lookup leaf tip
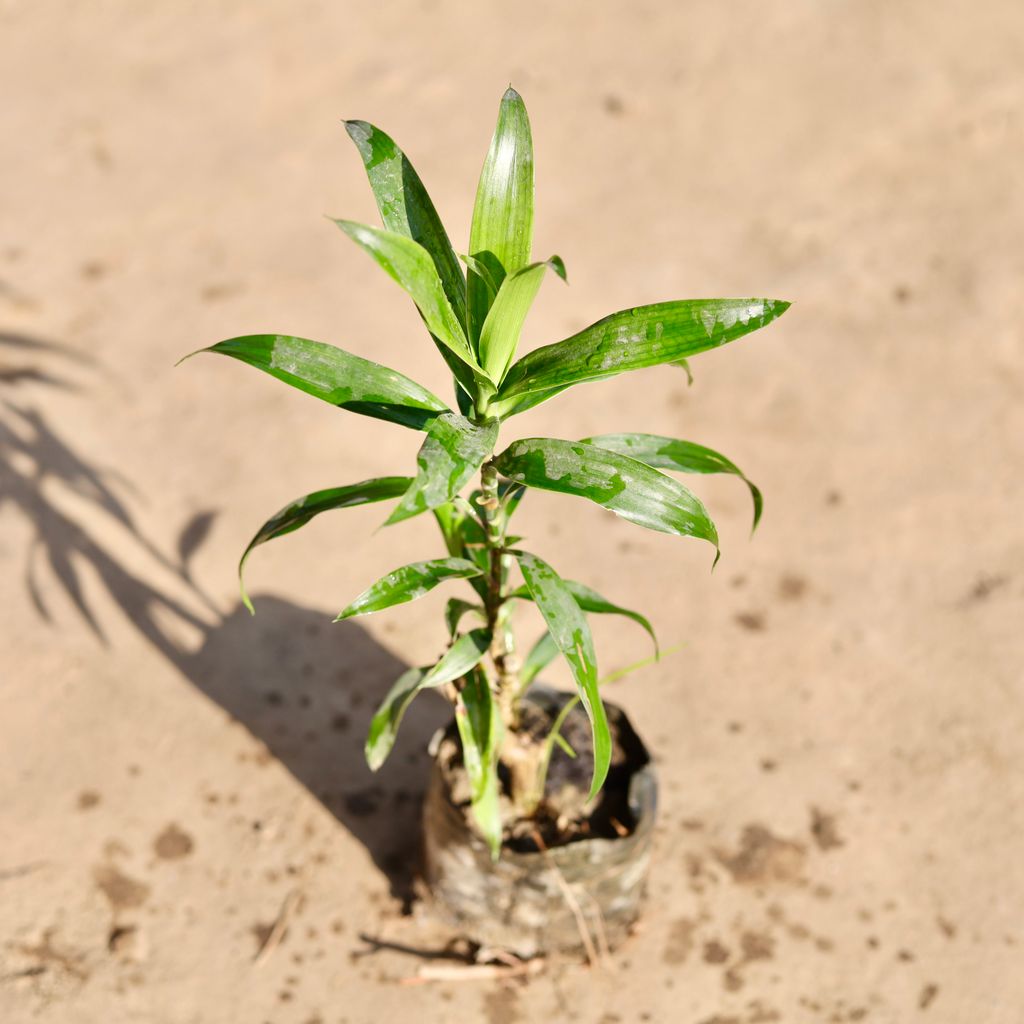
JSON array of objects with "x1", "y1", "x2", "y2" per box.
[{"x1": 174, "y1": 347, "x2": 206, "y2": 368}]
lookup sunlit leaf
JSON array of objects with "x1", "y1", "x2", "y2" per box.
[
  {"x1": 455, "y1": 667, "x2": 503, "y2": 858},
  {"x1": 239, "y1": 477, "x2": 410, "y2": 613},
  {"x1": 332, "y1": 220, "x2": 480, "y2": 376},
  {"x1": 585, "y1": 433, "x2": 762, "y2": 529},
  {"x1": 343, "y1": 119, "x2": 467, "y2": 329},
  {"x1": 478, "y1": 256, "x2": 566, "y2": 384},
  {"x1": 421, "y1": 628, "x2": 492, "y2": 687},
  {"x1": 497, "y1": 298, "x2": 790, "y2": 406},
  {"x1": 495, "y1": 437, "x2": 719, "y2": 558},
  {"x1": 514, "y1": 550, "x2": 609, "y2": 799},
  {"x1": 387, "y1": 412, "x2": 499, "y2": 525},
  {"x1": 335, "y1": 557, "x2": 482, "y2": 621},
  {"x1": 182, "y1": 334, "x2": 448, "y2": 430},
  {"x1": 467, "y1": 87, "x2": 534, "y2": 348}
]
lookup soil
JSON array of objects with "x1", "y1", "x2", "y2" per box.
[
  {"x1": 2, "y1": 3, "x2": 1023, "y2": 1023},
  {"x1": 441, "y1": 694, "x2": 650, "y2": 852}
]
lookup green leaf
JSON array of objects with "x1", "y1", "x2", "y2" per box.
[
  {"x1": 335, "y1": 557, "x2": 482, "y2": 621},
  {"x1": 332, "y1": 220, "x2": 479, "y2": 373},
  {"x1": 495, "y1": 437, "x2": 719, "y2": 557},
  {"x1": 444, "y1": 598, "x2": 484, "y2": 639},
  {"x1": 421, "y1": 628, "x2": 491, "y2": 687},
  {"x1": 497, "y1": 298, "x2": 790, "y2": 405},
  {"x1": 478, "y1": 256, "x2": 566, "y2": 384},
  {"x1": 511, "y1": 578, "x2": 657, "y2": 655},
  {"x1": 182, "y1": 334, "x2": 449, "y2": 430},
  {"x1": 239, "y1": 476, "x2": 411, "y2": 614},
  {"x1": 585, "y1": 433, "x2": 762, "y2": 530},
  {"x1": 387, "y1": 412, "x2": 499, "y2": 525},
  {"x1": 520, "y1": 630, "x2": 559, "y2": 689},
  {"x1": 467, "y1": 87, "x2": 534, "y2": 348},
  {"x1": 514, "y1": 551, "x2": 609, "y2": 800},
  {"x1": 459, "y1": 253, "x2": 500, "y2": 304},
  {"x1": 364, "y1": 666, "x2": 429, "y2": 771},
  {"x1": 343, "y1": 119, "x2": 467, "y2": 330},
  {"x1": 455, "y1": 667, "x2": 503, "y2": 858}
]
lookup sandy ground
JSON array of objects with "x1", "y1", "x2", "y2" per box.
[{"x1": 2, "y1": 2, "x2": 1023, "y2": 1021}]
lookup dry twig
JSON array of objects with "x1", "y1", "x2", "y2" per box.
[{"x1": 252, "y1": 889, "x2": 302, "y2": 965}]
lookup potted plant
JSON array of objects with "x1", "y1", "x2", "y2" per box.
[{"x1": 183, "y1": 87, "x2": 788, "y2": 957}]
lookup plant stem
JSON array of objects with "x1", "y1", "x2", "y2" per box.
[{"x1": 479, "y1": 461, "x2": 519, "y2": 726}]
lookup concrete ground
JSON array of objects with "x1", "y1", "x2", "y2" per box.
[{"x1": 2, "y1": 2, "x2": 1022, "y2": 1021}]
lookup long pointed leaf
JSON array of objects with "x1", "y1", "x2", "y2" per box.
[
  {"x1": 183, "y1": 335, "x2": 449, "y2": 430},
  {"x1": 343, "y1": 120, "x2": 467, "y2": 329},
  {"x1": 520, "y1": 630, "x2": 559, "y2": 689},
  {"x1": 455, "y1": 667, "x2": 503, "y2": 858},
  {"x1": 497, "y1": 298, "x2": 790, "y2": 404},
  {"x1": 387, "y1": 412, "x2": 499, "y2": 525},
  {"x1": 514, "y1": 551, "x2": 609, "y2": 799},
  {"x1": 467, "y1": 87, "x2": 534, "y2": 348},
  {"x1": 478, "y1": 256, "x2": 566, "y2": 384},
  {"x1": 511, "y1": 579, "x2": 657, "y2": 654},
  {"x1": 495, "y1": 438, "x2": 719, "y2": 556},
  {"x1": 335, "y1": 557, "x2": 482, "y2": 621},
  {"x1": 364, "y1": 629, "x2": 492, "y2": 772},
  {"x1": 364, "y1": 666, "x2": 429, "y2": 771},
  {"x1": 585, "y1": 433, "x2": 762, "y2": 529},
  {"x1": 421, "y1": 628, "x2": 492, "y2": 687},
  {"x1": 332, "y1": 220, "x2": 478, "y2": 372},
  {"x1": 239, "y1": 477, "x2": 411, "y2": 613}
]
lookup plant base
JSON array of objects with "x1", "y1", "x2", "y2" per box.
[{"x1": 422, "y1": 694, "x2": 657, "y2": 958}]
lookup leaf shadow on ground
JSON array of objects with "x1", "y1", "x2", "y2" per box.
[
  {"x1": 3, "y1": 330, "x2": 444, "y2": 911},
  {"x1": 179, "y1": 596, "x2": 448, "y2": 913}
]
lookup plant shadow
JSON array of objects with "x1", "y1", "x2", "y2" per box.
[
  {"x1": 177, "y1": 596, "x2": 449, "y2": 912},
  {"x1": 3, "y1": 327, "x2": 446, "y2": 911}
]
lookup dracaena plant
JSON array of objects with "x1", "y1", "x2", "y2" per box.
[{"x1": 184, "y1": 87, "x2": 789, "y2": 858}]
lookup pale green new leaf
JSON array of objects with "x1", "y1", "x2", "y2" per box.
[
  {"x1": 467, "y1": 87, "x2": 534, "y2": 347},
  {"x1": 335, "y1": 557, "x2": 482, "y2": 621},
  {"x1": 239, "y1": 476, "x2": 411, "y2": 614},
  {"x1": 421, "y1": 628, "x2": 492, "y2": 687},
  {"x1": 387, "y1": 412, "x2": 499, "y2": 525},
  {"x1": 585, "y1": 433, "x2": 762, "y2": 529},
  {"x1": 495, "y1": 438, "x2": 719, "y2": 556},
  {"x1": 497, "y1": 298, "x2": 790, "y2": 404},
  {"x1": 514, "y1": 550, "x2": 609, "y2": 799},
  {"x1": 478, "y1": 256, "x2": 566, "y2": 384},
  {"x1": 455, "y1": 667, "x2": 503, "y2": 858},
  {"x1": 182, "y1": 335, "x2": 449, "y2": 430},
  {"x1": 332, "y1": 220, "x2": 478, "y2": 372},
  {"x1": 343, "y1": 120, "x2": 467, "y2": 329}
]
